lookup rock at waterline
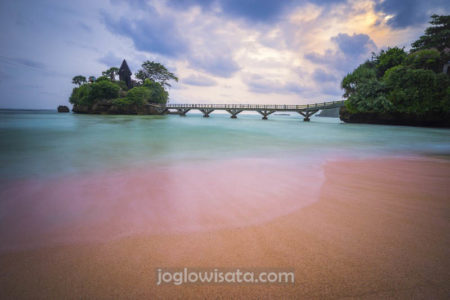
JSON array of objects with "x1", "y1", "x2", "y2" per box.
[{"x1": 57, "y1": 105, "x2": 70, "y2": 113}]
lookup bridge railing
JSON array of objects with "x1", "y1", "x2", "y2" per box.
[{"x1": 165, "y1": 100, "x2": 345, "y2": 110}]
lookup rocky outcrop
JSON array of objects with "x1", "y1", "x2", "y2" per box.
[
  {"x1": 339, "y1": 106, "x2": 450, "y2": 127},
  {"x1": 57, "y1": 105, "x2": 70, "y2": 113},
  {"x1": 72, "y1": 101, "x2": 162, "y2": 115}
]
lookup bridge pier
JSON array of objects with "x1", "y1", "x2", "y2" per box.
[
  {"x1": 298, "y1": 109, "x2": 319, "y2": 121},
  {"x1": 256, "y1": 110, "x2": 275, "y2": 120},
  {"x1": 177, "y1": 108, "x2": 191, "y2": 116},
  {"x1": 226, "y1": 109, "x2": 243, "y2": 119},
  {"x1": 199, "y1": 108, "x2": 214, "y2": 118}
]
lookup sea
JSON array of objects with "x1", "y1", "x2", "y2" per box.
[{"x1": 0, "y1": 109, "x2": 449, "y2": 250}]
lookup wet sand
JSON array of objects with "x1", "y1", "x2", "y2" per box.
[{"x1": 1, "y1": 157, "x2": 449, "y2": 299}]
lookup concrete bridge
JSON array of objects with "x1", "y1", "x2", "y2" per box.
[{"x1": 155, "y1": 100, "x2": 345, "y2": 121}]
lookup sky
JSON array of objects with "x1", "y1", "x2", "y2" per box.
[{"x1": 0, "y1": 0, "x2": 448, "y2": 109}]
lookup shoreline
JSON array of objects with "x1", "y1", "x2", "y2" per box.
[{"x1": 1, "y1": 156, "x2": 449, "y2": 298}]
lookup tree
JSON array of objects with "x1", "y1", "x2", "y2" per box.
[
  {"x1": 411, "y1": 15, "x2": 450, "y2": 52},
  {"x1": 72, "y1": 75, "x2": 86, "y2": 86},
  {"x1": 102, "y1": 67, "x2": 119, "y2": 81},
  {"x1": 373, "y1": 47, "x2": 407, "y2": 78},
  {"x1": 69, "y1": 84, "x2": 92, "y2": 105},
  {"x1": 404, "y1": 49, "x2": 441, "y2": 72},
  {"x1": 135, "y1": 61, "x2": 178, "y2": 88},
  {"x1": 143, "y1": 79, "x2": 168, "y2": 104},
  {"x1": 341, "y1": 61, "x2": 376, "y2": 98},
  {"x1": 383, "y1": 66, "x2": 447, "y2": 113}
]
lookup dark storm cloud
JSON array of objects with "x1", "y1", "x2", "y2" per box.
[{"x1": 374, "y1": 0, "x2": 449, "y2": 28}]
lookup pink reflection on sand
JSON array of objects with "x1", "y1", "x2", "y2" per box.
[{"x1": 0, "y1": 158, "x2": 324, "y2": 250}]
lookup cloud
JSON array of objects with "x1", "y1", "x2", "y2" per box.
[
  {"x1": 243, "y1": 73, "x2": 304, "y2": 94},
  {"x1": 167, "y1": 0, "x2": 346, "y2": 23},
  {"x1": 98, "y1": 52, "x2": 123, "y2": 68},
  {"x1": 102, "y1": 11, "x2": 188, "y2": 58},
  {"x1": 188, "y1": 53, "x2": 240, "y2": 78},
  {"x1": 312, "y1": 68, "x2": 338, "y2": 82},
  {"x1": 374, "y1": 0, "x2": 449, "y2": 28},
  {"x1": 305, "y1": 33, "x2": 377, "y2": 73},
  {"x1": 331, "y1": 33, "x2": 377, "y2": 57},
  {"x1": 0, "y1": 56, "x2": 46, "y2": 70},
  {"x1": 167, "y1": 0, "x2": 289, "y2": 22},
  {"x1": 104, "y1": 1, "x2": 240, "y2": 78},
  {"x1": 183, "y1": 74, "x2": 217, "y2": 86}
]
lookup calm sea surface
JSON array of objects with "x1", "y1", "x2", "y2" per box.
[
  {"x1": 1, "y1": 109, "x2": 450, "y2": 249},
  {"x1": 1, "y1": 109, "x2": 449, "y2": 180}
]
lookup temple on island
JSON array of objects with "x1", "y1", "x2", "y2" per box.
[{"x1": 119, "y1": 59, "x2": 132, "y2": 89}]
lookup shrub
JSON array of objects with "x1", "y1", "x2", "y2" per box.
[
  {"x1": 125, "y1": 87, "x2": 151, "y2": 105},
  {"x1": 89, "y1": 80, "x2": 120, "y2": 101},
  {"x1": 69, "y1": 84, "x2": 93, "y2": 105},
  {"x1": 143, "y1": 79, "x2": 168, "y2": 104}
]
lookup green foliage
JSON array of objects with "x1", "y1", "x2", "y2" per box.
[
  {"x1": 383, "y1": 66, "x2": 439, "y2": 113},
  {"x1": 112, "y1": 81, "x2": 169, "y2": 106},
  {"x1": 341, "y1": 15, "x2": 450, "y2": 120},
  {"x1": 102, "y1": 67, "x2": 119, "y2": 81},
  {"x1": 411, "y1": 14, "x2": 450, "y2": 52},
  {"x1": 344, "y1": 76, "x2": 392, "y2": 113},
  {"x1": 124, "y1": 87, "x2": 151, "y2": 105},
  {"x1": 403, "y1": 49, "x2": 441, "y2": 72},
  {"x1": 70, "y1": 61, "x2": 172, "y2": 107},
  {"x1": 115, "y1": 80, "x2": 128, "y2": 91},
  {"x1": 135, "y1": 61, "x2": 178, "y2": 88},
  {"x1": 96, "y1": 75, "x2": 111, "y2": 82},
  {"x1": 69, "y1": 84, "x2": 92, "y2": 105},
  {"x1": 72, "y1": 75, "x2": 86, "y2": 86},
  {"x1": 341, "y1": 61, "x2": 376, "y2": 98},
  {"x1": 373, "y1": 47, "x2": 407, "y2": 77},
  {"x1": 143, "y1": 79, "x2": 168, "y2": 104},
  {"x1": 89, "y1": 80, "x2": 120, "y2": 101}
]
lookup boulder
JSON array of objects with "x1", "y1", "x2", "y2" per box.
[{"x1": 57, "y1": 105, "x2": 70, "y2": 113}]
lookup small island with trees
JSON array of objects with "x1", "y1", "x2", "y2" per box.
[
  {"x1": 69, "y1": 60, "x2": 178, "y2": 115},
  {"x1": 340, "y1": 15, "x2": 450, "y2": 127}
]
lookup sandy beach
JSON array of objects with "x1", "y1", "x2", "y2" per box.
[{"x1": 1, "y1": 157, "x2": 449, "y2": 299}]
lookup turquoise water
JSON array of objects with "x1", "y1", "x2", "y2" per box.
[{"x1": 1, "y1": 110, "x2": 450, "y2": 180}]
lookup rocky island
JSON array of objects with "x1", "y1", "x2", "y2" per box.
[
  {"x1": 339, "y1": 15, "x2": 450, "y2": 127},
  {"x1": 69, "y1": 59, "x2": 177, "y2": 115}
]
